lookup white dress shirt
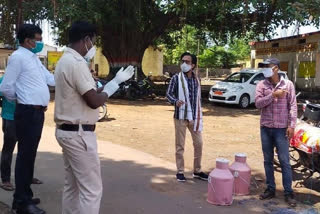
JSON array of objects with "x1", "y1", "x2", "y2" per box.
[{"x1": 0, "y1": 46, "x2": 55, "y2": 106}]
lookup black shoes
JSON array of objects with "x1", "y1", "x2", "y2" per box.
[
  {"x1": 259, "y1": 188, "x2": 276, "y2": 200},
  {"x1": 260, "y1": 189, "x2": 297, "y2": 207},
  {"x1": 193, "y1": 172, "x2": 209, "y2": 181},
  {"x1": 176, "y1": 172, "x2": 209, "y2": 182},
  {"x1": 285, "y1": 193, "x2": 297, "y2": 207},
  {"x1": 12, "y1": 198, "x2": 41, "y2": 211},
  {"x1": 176, "y1": 173, "x2": 187, "y2": 182},
  {"x1": 16, "y1": 204, "x2": 45, "y2": 214}
]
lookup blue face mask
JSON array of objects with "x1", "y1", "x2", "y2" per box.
[{"x1": 30, "y1": 41, "x2": 44, "y2": 53}]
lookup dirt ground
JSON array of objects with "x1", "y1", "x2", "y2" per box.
[{"x1": 44, "y1": 97, "x2": 320, "y2": 208}]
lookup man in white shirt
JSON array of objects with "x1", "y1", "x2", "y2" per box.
[
  {"x1": 54, "y1": 21, "x2": 134, "y2": 214},
  {"x1": 0, "y1": 24, "x2": 55, "y2": 214}
]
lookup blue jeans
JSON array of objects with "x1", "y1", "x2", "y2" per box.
[{"x1": 261, "y1": 127, "x2": 293, "y2": 195}]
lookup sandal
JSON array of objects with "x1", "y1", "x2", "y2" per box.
[
  {"x1": 1, "y1": 182, "x2": 15, "y2": 191},
  {"x1": 32, "y1": 178, "x2": 43, "y2": 185}
]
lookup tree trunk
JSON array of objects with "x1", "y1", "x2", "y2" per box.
[{"x1": 101, "y1": 33, "x2": 148, "y2": 80}]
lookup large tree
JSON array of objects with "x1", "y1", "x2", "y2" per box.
[{"x1": 1, "y1": 0, "x2": 319, "y2": 77}]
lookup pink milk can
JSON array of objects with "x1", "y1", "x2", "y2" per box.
[
  {"x1": 229, "y1": 153, "x2": 251, "y2": 196},
  {"x1": 207, "y1": 158, "x2": 234, "y2": 206}
]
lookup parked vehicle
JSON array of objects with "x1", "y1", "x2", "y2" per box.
[
  {"x1": 274, "y1": 94, "x2": 320, "y2": 183},
  {"x1": 126, "y1": 75, "x2": 154, "y2": 100},
  {"x1": 208, "y1": 69, "x2": 288, "y2": 108},
  {"x1": 164, "y1": 72, "x2": 173, "y2": 86},
  {"x1": 112, "y1": 81, "x2": 131, "y2": 99}
]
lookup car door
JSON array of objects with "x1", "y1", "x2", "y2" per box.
[{"x1": 248, "y1": 73, "x2": 265, "y2": 103}]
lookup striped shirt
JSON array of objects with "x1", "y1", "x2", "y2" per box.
[
  {"x1": 255, "y1": 75, "x2": 297, "y2": 128},
  {"x1": 166, "y1": 72, "x2": 199, "y2": 120}
]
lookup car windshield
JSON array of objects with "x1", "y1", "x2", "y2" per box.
[{"x1": 223, "y1": 72, "x2": 254, "y2": 83}]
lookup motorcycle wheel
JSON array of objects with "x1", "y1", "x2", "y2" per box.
[
  {"x1": 126, "y1": 88, "x2": 139, "y2": 100},
  {"x1": 273, "y1": 146, "x2": 301, "y2": 169}
]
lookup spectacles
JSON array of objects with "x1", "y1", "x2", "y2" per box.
[{"x1": 181, "y1": 60, "x2": 191, "y2": 64}]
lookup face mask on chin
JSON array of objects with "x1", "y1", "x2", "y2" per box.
[
  {"x1": 84, "y1": 39, "x2": 96, "y2": 62},
  {"x1": 30, "y1": 41, "x2": 44, "y2": 53},
  {"x1": 180, "y1": 62, "x2": 192, "y2": 73}
]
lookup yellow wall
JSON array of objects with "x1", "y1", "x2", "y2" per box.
[
  {"x1": 298, "y1": 61, "x2": 316, "y2": 78},
  {"x1": 142, "y1": 46, "x2": 163, "y2": 76},
  {"x1": 93, "y1": 46, "x2": 163, "y2": 78},
  {"x1": 47, "y1": 51, "x2": 64, "y2": 71},
  {"x1": 254, "y1": 58, "x2": 264, "y2": 68},
  {"x1": 93, "y1": 48, "x2": 109, "y2": 78}
]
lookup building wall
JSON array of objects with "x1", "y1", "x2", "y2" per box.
[
  {"x1": 251, "y1": 33, "x2": 320, "y2": 89},
  {"x1": 93, "y1": 48, "x2": 110, "y2": 77},
  {"x1": 38, "y1": 45, "x2": 58, "y2": 68},
  {"x1": 0, "y1": 49, "x2": 14, "y2": 70},
  {"x1": 141, "y1": 46, "x2": 163, "y2": 77}
]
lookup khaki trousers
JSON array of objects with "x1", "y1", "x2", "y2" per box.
[
  {"x1": 174, "y1": 119, "x2": 203, "y2": 174},
  {"x1": 55, "y1": 129, "x2": 103, "y2": 214}
]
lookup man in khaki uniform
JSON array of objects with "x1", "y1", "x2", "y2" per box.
[{"x1": 54, "y1": 21, "x2": 134, "y2": 214}]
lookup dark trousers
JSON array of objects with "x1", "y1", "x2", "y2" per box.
[
  {"x1": 13, "y1": 104, "x2": 44, "y2": 206},
  {"x1": 0, "y1": 119, "x2": 17, "y2": 183}
]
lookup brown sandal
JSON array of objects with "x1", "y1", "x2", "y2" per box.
[{"x1": 1, "y1": 182, "x2": 15, "y2": 191}]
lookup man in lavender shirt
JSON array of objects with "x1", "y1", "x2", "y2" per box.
[{"x1": 255, "y1": 58, "x2": 297, "y2": 207}]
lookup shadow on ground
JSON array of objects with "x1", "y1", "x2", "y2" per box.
[{"x1": 0, "y1": 152, "x2": 318, "y2": 214}]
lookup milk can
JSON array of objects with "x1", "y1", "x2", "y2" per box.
[
  {"x1": 207, "y1": 158, "x2": 234, "y2": 206},
  {"x1": 229, "y1": 153, "x2": 251, "y2": 195}
]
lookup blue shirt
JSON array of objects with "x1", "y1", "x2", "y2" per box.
[
  {"x1": 166, "y1": 72, "x2": 199, "y2": 120},
  {"x1": 0, "y1": 77, "x2": 16, "y2": 120}
]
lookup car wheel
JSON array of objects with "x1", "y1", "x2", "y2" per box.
[{"x1": 239, "y1": 94, "x2": 250, "y2": 108}]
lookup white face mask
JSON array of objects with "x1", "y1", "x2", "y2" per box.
[
  {"x1": 180, "y1": 63, "x2": 192, "y2": 73},
  {"x1": 84, "y1": 39, "x2": 96, "y2": 61},
  {"x1": 262, "y1": 67, "x2": 274, "y2": 78}
]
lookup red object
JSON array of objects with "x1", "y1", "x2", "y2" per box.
[
  {"x1": 207, "y1": 158, "x2": 234, "y2": 206},
  {"x1": 290, "y1": 129, "x2": 305, "y2": 147},
  {"x1": 229, "y1": 153, "x2": 251, "y2": 196}
]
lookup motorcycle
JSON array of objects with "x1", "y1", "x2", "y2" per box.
[
  {"x1": 274, "y1": 92, "x2": 320, "y2": 184},
  {"x1": 125, "y1": 75, "x2": 155, "y2": 100},
  {"x1": 112, "y1": 81, "x2": 131, "y2": 99}
]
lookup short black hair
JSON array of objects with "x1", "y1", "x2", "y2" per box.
[
  {"x1": 68, "y1": 21, "x2": 97, "y2": 43},
  {"x1": 17, "y1": 24, "x2": 42, "y2": 44},
  {"x1": 180, "y1": 52, "x2": 197, "y2": 66}
]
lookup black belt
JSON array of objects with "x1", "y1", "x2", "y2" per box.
[
  {"x1": 57, "y1": 124, "x2": 96, "y2": 132},
  {"x1": 17, "y1": 104, "x2": 47, "y2": 111}
]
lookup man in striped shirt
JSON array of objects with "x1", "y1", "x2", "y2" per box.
[
  {"x1": 255, "y1": 58, "x2": 297, "y2": 207},
  {"x1": 166, "y1": 52, "x2": 208, "y2": 182}
]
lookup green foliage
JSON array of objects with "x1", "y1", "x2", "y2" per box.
[
  {"x1": 228, "y1": 38, "x2": 251, "y2": 61},
  {"x1": 198, "y1": 47, "x2": 234, "y2": 68},
  {"x1": 162, "y1": 25, "x2": 206, "y2": 65},
  {"x1": 198, "y1": 38, "x2": 250, "y2": 68},
  {"x1": 0, "y1": 0, "x2": 319, "y2": 69},
  {"x1": 162, "y1": 26, "x2": 251, "y2": 69}
]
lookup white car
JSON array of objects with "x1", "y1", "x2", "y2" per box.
[{"x1": 208, "y1": 69, "x2": 288, "y2": 108}]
